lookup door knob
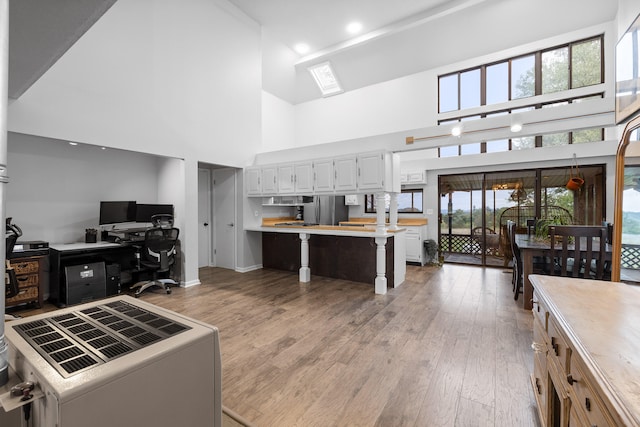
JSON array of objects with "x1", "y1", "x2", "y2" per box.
[
  {"x1": 227, "y1": 223, "x2": 234, "y2": 227},
  {"x1": 204, "y1": 223, "x2": 209, "y2": 226}
]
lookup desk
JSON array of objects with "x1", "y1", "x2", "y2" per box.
[
  {"x1": 515, "y1": 234, "x2": 613, "y2": 310},
  {"x1": 49, "y1": 242, "x2": 138, "y2": 306}
]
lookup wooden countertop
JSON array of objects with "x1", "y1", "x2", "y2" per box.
[
  {"x1": 530, "y1": 274, "x2": 640, "y2": 426},
  {"x1": 339, "y1": 217, "x2": 427, "y2": 226},
  {"x1": 250, "y1": 217, "x2": 405, "y2": 237}
]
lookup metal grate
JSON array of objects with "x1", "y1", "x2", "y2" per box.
[
  {"x1": 13, "y1": 299, "x2": 191, "y2": 378},
  {"x1": 622, "y1": 244, "x2": 640, "y2": 269}
]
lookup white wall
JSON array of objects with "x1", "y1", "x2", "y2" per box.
[
  {"x1": 261, "y1": 90, "x2": 296, "y2": 153},
  {"x1": 261, "y1": 30, "x2": 297, "y2": 105},
  {"x1": 617, "y1": 0, "x2": 640, "y2": 35},
  {"x1": 7, "y1": 132, "x2": 163, "y2": 244}
]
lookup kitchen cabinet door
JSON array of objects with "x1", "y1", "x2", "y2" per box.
[
  {"x1": 405, "y1": 230, "x2": 422, "y2": 263},
  {"x1": 294, "y1": 162, "x2": 313, "y2": 193},
  {"x1": 357, "y1": 152, "x2": 385, "y2": 191},
  {"x1": 246, "y1": 167, "x2": 262, "y2": 196},
  {"x1": 313, "y1": 159, "x2": 335, "y2": 193},
  {"x1": 261, "y1": 165, "x2": 278, "y2": 195},
  {"x1": 407, "y1": 170, "x2": 426, "y2": 184},
  {"x1": 404, "y1": 225, "x2": 427, "y2": 265},
  {"x1": 277, "y1": 164, "x2": 295, "y2": 194},
  {"x1": 334, "y1": 156, "x2": 357, "y2": 192}
]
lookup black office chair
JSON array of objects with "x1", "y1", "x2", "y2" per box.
[
  {"x1": 5, "y1": 218, "x2": 22, "y2": 299},
  {"x1": 130, "y1": 227, "x2": 179, "y2": 297}
]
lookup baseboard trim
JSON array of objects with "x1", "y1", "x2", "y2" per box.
[
  {"x1": 223, "y1": 405, "x2": 256, "y2": 427},
  {"x1": 181, "y1": 279, "x2": 201, "y2": 288},
  {"x1": 235, "y1": 264, "x2": 262, "y2": 273}
]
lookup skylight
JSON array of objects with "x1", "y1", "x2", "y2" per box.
[{"x1": 308, "y1": 62, "x2": 343, "y2": 97}]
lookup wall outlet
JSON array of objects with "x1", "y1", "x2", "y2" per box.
[
  {"x1": 426, "y1": 209, "x2": 433, "y2": 215},
  {"x1": 255, "y1": 211, "x2": 259, "y2": 217}
]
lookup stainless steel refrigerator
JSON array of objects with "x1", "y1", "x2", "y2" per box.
[{"x1": 303, "y1": 195, "x2": 349, "y2": 225}]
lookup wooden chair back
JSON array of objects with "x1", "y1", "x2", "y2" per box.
[{"x1": 549, "y1": 225, "x2": 609, "y2": 280}]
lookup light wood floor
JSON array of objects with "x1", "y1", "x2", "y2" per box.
[{"x1": 14, "y1": 264, "x2": 541, "y2": 426}]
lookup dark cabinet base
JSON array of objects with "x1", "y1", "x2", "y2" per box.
[{"x1": 262, "y1": 232, "x2": 394, "y2": 287}]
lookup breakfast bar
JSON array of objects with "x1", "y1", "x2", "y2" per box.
[{"x1": 245, "y1": 221, "x2": 406, "y2": 294}]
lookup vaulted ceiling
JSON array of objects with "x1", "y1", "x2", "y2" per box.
[
  {"x1": 8, "y1": 0, "x2": 117, "y2": 99},
  {"x1": 7, "y1": 0, "x2": 619, "y2": 104}
]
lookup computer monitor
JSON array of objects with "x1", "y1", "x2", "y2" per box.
[
  {"x1": 135, "y1": 204, "x2": 174, "y2": 223},
  {"x1": 99, "y1": 201, "x2": 136, "y2": 225}
]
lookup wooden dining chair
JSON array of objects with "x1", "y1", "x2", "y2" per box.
[
  {"x1": 506, "y1": 220, "x2": 523, "y2": 300},
  {"x1": 510, "y1": 221, "x2": 552, "y2": 300},
  {"x1": 548, "y1": 225, "x2": 609, "y2": 280}
]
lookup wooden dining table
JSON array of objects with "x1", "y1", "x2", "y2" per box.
[{"x1": 515, "y1": 233, "x2": 613, "y2": 310}]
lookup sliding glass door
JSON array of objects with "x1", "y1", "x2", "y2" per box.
[{"x1": 439, "y1": 165, "x2": 605, "y2": 267}]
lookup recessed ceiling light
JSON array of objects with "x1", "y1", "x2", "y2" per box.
[
  {"x1": 68, "y1": 142, "x2": 78, "y2": 146},
  {"x1": 346, "y1": 22, "x2": 362, "y2": 34},
  {"x1": 294, "y1": 43, "x2": 310, "y2": 55},
  {"x1": 451, "y1": 126, "x2": 462, "y2": 137}
]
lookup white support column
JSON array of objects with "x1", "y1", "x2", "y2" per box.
[
  {"x1": 374, "y1": 236, "x2": 388, "y2": 294},
  {"x1": 375, "y1": 192, "x2": 386, "y2": 233},
  {"x1": 0, "y1": 0, "x2": 9, "y2": 387},
  {"x1": 299, "y1": 233, "x2": 311, "y2": 282},
  {"x1": 388, "y1": 192, "x2": 398, "y2": 230}
]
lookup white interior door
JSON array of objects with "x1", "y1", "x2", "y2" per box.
[
  {"x1": 197, "y1": 168, "x2": 212, "y2": 268},
  {"x1": 213, "y1": 168, "x2": 236, "y2": 270}
]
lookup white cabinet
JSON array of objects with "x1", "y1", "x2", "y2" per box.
[
  {"x1": 246, "y1": 167, "x2": 262, "y2": 196},
  {"x1": 357, "y1": 151, "x2": 399, "y2": 193},
  {"x1": 261, "y1": 166, "x2": 278, "y2": 195},
  {"x1": 294, "y1": 162, "x2": 314, "y2": 193},
  {"x1": 404, "y1": 225, "x2": 428, "y2": 265},
  {"x1": 357, "y1": 152, "x2": 385, "y2": 190},
  {"x1": 245, "y1": 150, "x2": 399, "y2": 196},
  {"x1": 313, "y1": 159, "x2": 334, "y2": 193},
  {"x1": 277, "y1": 164, "x2": 295, "y2": 194},
  {"x1": 334, "y1": 156, "x2": 358, "y2": 192},
  {"x1": 401, "y1": 170, "x2": 426, "y2": 185}
]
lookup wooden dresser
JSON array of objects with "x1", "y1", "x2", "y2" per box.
[
  {"x1": 530, "y1": 274, "x2": 640, "y2": 426},
  {"x1": 6, "y1": 254, "x2": 47, "y2": 308}
]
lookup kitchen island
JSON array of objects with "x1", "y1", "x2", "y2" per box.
[{"x1": 245, "y1": 220, "x2": 406, "y2": 294}]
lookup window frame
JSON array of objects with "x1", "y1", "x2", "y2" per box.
[
  {"x1": 437, "y1": 35, "x2": 604, "y2": 114},
  {"x1": 364, "y1": 189, "x2": 424, "y2": 214}
]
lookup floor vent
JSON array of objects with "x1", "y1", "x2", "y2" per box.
[{"x1": 13, "y1": 300, "x2": 191, "y2": 378}]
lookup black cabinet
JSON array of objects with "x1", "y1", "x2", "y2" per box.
[
  {"x1": 262, "y1": 232, "x2": 394, "y2": 287},
  {"x1": 50, "y1": 244, "x2": 137, "y2": 307},
  {"x1": 262, "y1": 232, "x2": 301, "y2": 272}
]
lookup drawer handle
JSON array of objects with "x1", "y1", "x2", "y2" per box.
[
  {"x1": 531, "y1": 299, "x2": 540, "y2": 312},
  {"x1": 567, "y1": 374, "x2": 578, "y2": 385},
  {"x1": 531, "y1": 342, "x2": 545, "y2": 353},
  {"x1": 551, "y1": 337, "x2": 559, "y2": 356},
  {"x1": 585, "y1": 397, "x2": 591, "y2": 411},
  {"x1": 535, "y1": 377, "x2": 541, "y2": 394}
]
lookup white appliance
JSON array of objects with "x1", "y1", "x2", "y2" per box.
[{"x1": 0, "y1": 296, "x2": 221, "y2": 427}]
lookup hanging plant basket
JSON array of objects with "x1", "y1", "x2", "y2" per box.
[
  {"x1": 566, "y1": 177, "x2": 584, "y2": 191},
  {"x1": 566, "y1": 154, "x2": 584, "y2": 191}
]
